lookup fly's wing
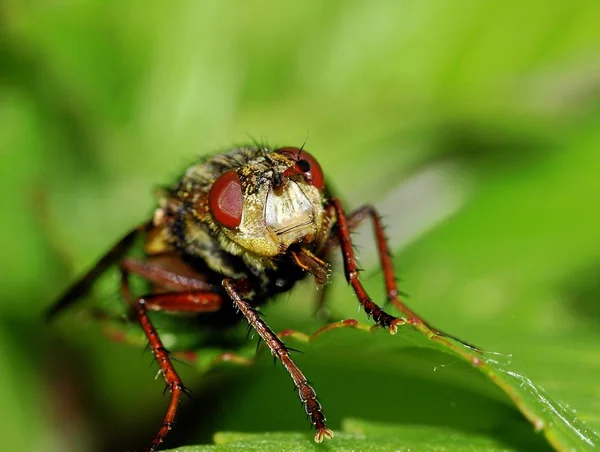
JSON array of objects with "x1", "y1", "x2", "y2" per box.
[{"x1": 45, "y1": 221, "x2": 152, "y2": 320}]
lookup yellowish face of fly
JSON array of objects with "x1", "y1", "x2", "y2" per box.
[
  {"x1": 211, "y1": 150, "x2": 328, "y2": 259},
  {"x1": 223, "y1": 173, "x2": 324, "y2": 257}
]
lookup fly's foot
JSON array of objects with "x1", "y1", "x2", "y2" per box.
[
  {"x1": 372, "y1": 309, "x2": 406, "y2": 335},
  {"x1": 314, "y1": 427, "x2": 335, "y2": 443},
  {"x1": 388, "y1": 317, "x2": 407, "y2": 335}
]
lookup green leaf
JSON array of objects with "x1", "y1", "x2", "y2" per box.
[
  {"x1": 165, "y1": 419, "x2": 523, "y2": 451},
  {"x1": 164, "y1": 320, "x2": 597, "y2": 451}
]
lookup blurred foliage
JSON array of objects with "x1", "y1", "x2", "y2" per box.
[{"x1": 1, "y1": 1, "x2": 600, "y2": 451}]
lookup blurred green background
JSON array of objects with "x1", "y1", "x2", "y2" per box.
[{"x1": 2, "y1": 1, "x2": 600, "y2": 451}]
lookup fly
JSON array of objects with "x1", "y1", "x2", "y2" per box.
[{"x1": 46, "y1": 145, "x2": 474, "y2": 451}]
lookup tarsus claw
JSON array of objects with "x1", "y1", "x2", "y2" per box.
[{"x1": 314, "y1": 428, "x2": 334, "y2": 443}]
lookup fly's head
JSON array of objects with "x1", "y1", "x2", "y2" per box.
[
  {"x1": 211, "y1": 147, "x2": 328, "y2": 258},
  {"x1": 160, "y1": 147, "x2": 331, "y2": 268}
]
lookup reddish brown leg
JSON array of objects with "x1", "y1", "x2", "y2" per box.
[
  {"x1": 222, "y1": 278, "x2": 333, "y2": 443},
  {"x1": 46, "y1": 222, "x2": 152, "y2": 319},
  {"x1": 84, "y1": 308, "x2": 254, "y2": 372},
  {"x1": 120, "y1": 269, "x2": 223, "y2": 452},
  {"x1": 312, "y1": 248, "x2": 332, "y2": 320},
  {"x1": 279, "y1": 318, "x2": 371, "y2": 343},
  {"x1": 328, "y1": 198, "x2": 404, "y2": 333},
  {"x1": 314, "y1": 276, "x2": 331, "y2": 321},
  {"x1": 121, "y1": 258, "x2": 216, "y2": 292},
  {"x1": 329, "y1": 205, "x2": 414, "y2": 316},
  {"x1": 76, "y1": 257, "x2": 220, "y2": 349},
  {"x1": 290, "y1": 248, "x2": 331, "y2": 320},
  {"x1": 332, "y1": 204, "x2": 478, "y2": 348}
]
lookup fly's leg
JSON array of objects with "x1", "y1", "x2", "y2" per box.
[
  {"x1": 46, "y1": 222, "x2": 151, "y2": 319},
  {"x1": 179, "y1": 350, "x2": 256, "y2": 371},
  {"x1": 331, "y1": 203, "x2": 478, "y2": 349},
  {"x1": 74, "y1": 258, "x2": 224, "y2": 358},
  {"x1": 83, "y1": 308, "x2": 148, "y2": 348},
  {"x1": 222, "y1": 278, "x2": 334, "y2": 443},
  {"x1": 83, "y1": 307, "x2": 253, "y2": 395},
  {"x1": 314, "y1": 276, "x2": 331, "y2": 321},
  {"x1": 290, "y1": 248, "x2": 331, "y2": 320},
  {"x1": 337, "y1": 205, "x2": 426, "y2": 318},
  {"x1": 132, "y1": 294, "x2": 187, "y2": 452},
  {"x1": 279, "y1": 319, "x2": 373, "y2": 344},
  {"x1": 121, "y1": 258, "x2": 216, "y2": 292},
  {"x1": 82, "y1": 310, "x2": 255, "y2": 371},
  {"x1": 328, "y1": 198, "x2": 405, "y2": 334},
  {"x1": 89, "y1": 307, "x2": 254, "y2": 369},
  {"x1": 121, "y1": 269, "x2": 223, "y2": 452}
]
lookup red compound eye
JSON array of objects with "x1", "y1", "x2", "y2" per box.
[
  {"x1": 277, "y1": 147, "x2": 325, "y2": 190},
  {"x1": 208, "y1": 170, "x2": 243, "y2": 228}
]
